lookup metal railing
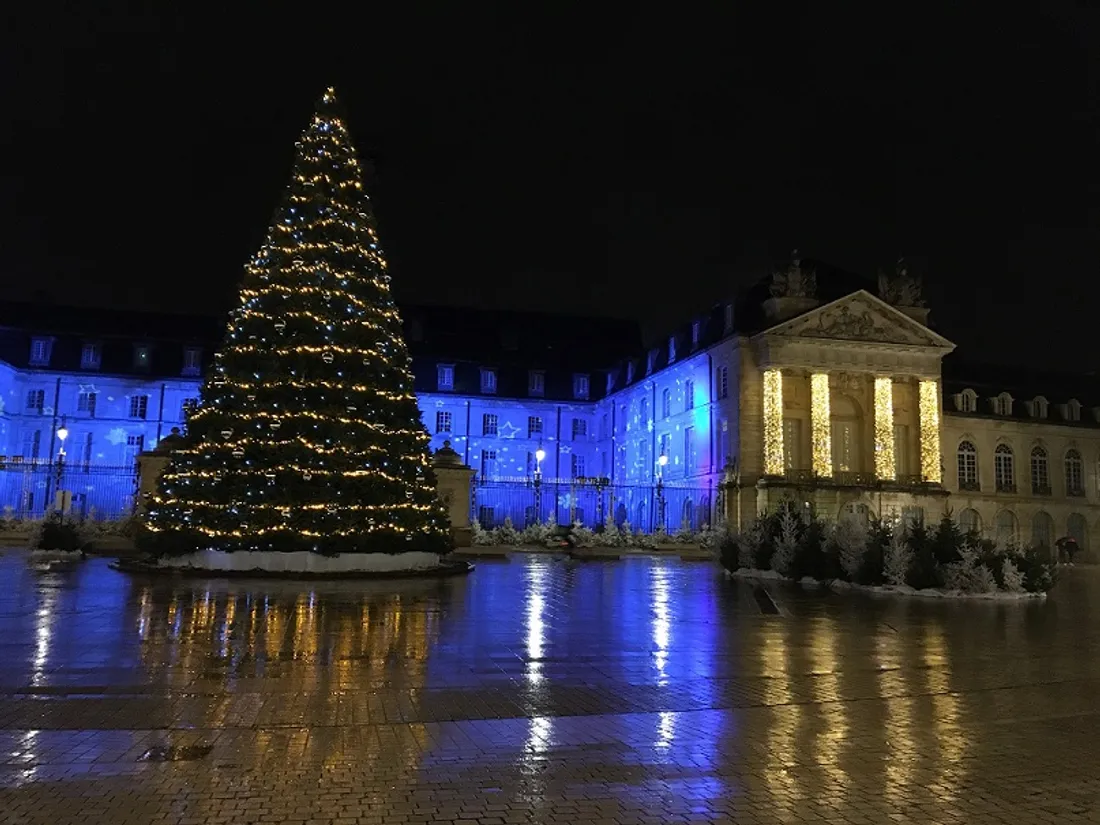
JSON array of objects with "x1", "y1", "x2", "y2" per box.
[
  {"x1": 471, "y1": 477, "x2": 717, "y2": 533},
  {"x1": 0, "y1": 462, "x2": 138, "y2": 521}
]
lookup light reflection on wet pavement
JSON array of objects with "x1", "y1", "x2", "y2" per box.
[{"x1": 2, "y1": 551, "x2": 1099, "y2": 823}]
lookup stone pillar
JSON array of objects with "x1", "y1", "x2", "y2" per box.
[
  {"x1": 873, "y1": 377, "x2": 896, "y2": 480},
  {"x1": 918, "y1": 379, "x2": 943, "y2": 483},
  {"x1": 432, "y1": 440, "x2": 475, "y2": 547},
  {"x1": 762, "y1": 369, "x2": 784, "y2": 476},
  {"x1": 810, "y1": 372, "x2": 832, "y2": 477},
  {"x1": 135, "y1": 427, "x2": 186, "y2": 514}
]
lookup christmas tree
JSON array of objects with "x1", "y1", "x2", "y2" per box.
[{"x1": 140, "y1": 87, "x2": 452, "y2": 559}]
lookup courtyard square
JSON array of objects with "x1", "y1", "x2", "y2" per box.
[{"x1": 1, "y1": 551, "x2": 1099, "y2": 824}]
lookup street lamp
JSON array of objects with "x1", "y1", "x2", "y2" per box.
[
  {"x1": 656, "y1": 454, "x2": 668, "y2": 532},
  {"x1": 533, "y1": 446, "x2": 546, "y2": 524},
  {"x1": 54, "y1": 419, "x2": 69, "y2": 520}
]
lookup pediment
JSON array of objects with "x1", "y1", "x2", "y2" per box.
[{"x1": 764, "y1": 290, "x2": 954, "y2": 349}]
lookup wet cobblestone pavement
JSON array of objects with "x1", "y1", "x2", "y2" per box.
[{"x1": 2, "y1": 551, "x2": 1099, "y2": 824}]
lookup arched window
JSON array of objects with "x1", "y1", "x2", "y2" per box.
[
  {"x1": 1031, "y1": 511, "x2": 1054, "y2": 551},
  {"x1": 995, "y1": 509, "x2": 1018, "y2": 546},
  {"x1": 1068, "y1": 513, "x2": 1088, "y2": 551},
  {"x1": 957, "y1": 441, "x2": 978, "y2": 490},
  {"x1": 992, "y1": 393, "x2": 1014, "y2": 416},
  {"x1": 1065, "y1": 449, "x2": 1084, "y2": 496},
  {"x1": 1029, "y1": 396, "x2": 1048, "y2": 418},
  {"x1": 1030, "y1": 446, "x2": 1049, "y2": 494},
  {"x1": 994, "y1": 444, "x2": 1015, "y2": 492},
  {"x1": 682, "y1": 499, "x2": 695, "y2": 531},
  {"x1": 958, "y1": 508, "x2": 982, "y2": 535}
]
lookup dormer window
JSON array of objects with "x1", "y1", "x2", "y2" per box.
[
  {"x1": 691, "y1": 321, "x2": 701, "y2": 348},
  {"x1": 955, "y1": 388, "x2": 977, "y2": 413},
  {"x1": 606, "y1": 372, "x2": 616, "y2": 393},
  {"x1": 1065, "y1": 398, "x2": 1082, "y2": 422},
  {"x1": 528, "y1": 371, "x2": 545, "y2": 397},
  {"x1": 80, "y1": 342, "x2": 102, "y2": 370},
  {"x1": 991, "y1": 392, "x2": 1014, "y2": 416},
  {"x1": 1028, "y1": 396, "x2": 1049, "y2": 419},
  {"x1": 626, "y1": 361, "x2": 635, "y2": 383},
  {"x1": 669, "y1": 336, "x2": 677, "y2": 362},
  {"x1": 646, "y1": 349, "x2": 657, "y2": 374},
  {"x1": 573, "y1": 373, "x2": 590, "y2": 400},
  {"x1": 29, "y1": 337, "x2": 52, "y2": 367},
  {"x1": 480, "y1": 368, "x2": 497, "y2": 395},
  {"x1": 182, "y1": 347, "x2": 202, "y2": 377},
  {"x1": 133, "y1": 344, "x2": 152, "y2": 370},
  {"x1": 437, "y1": 364, "x2": 454, "y2": 391},
  {"x1": 723, "y1": 303, "x2": 734, "y2": 334}
]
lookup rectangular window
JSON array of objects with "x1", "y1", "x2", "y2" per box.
[
  {"x1": 23, "y1": 429, "x2": 41, "y2": 460},
  {"x1": 133, "y1": 345, "x2": 151, "y2": 369},
  {"x1": 25, "y1": 389, "x2": 45, "y2": 411},
  {"x1": 480, "y1": 449, "x2": 497, "y2": 480},
  {"x1": 716, "y1": 366, "x2": 729, "y2": 400},
  {"x1": 480, "y1": 368, "x2": 497, "y2": 394},
  {"x1": 573, "y1": 373, "x2": 590, "y2": 400},
  {"x1": 658, "y1": 432, "x2": 671, "y2": 463},
  {"x1": 894, "y1": 424, "x2": 910, "y2": 476},
  {"x1": 684, "y1": 379, "x2": 695, "y2": 410},
  {"x1": 784, "y1": 418, "x2": 803, "y2": 471},
  {"x1": 718, "y1": 417, "x2": 729, "y2": 470},
  {"x1": 477, "y1": 505, "x2": 495, "y2": 527},
  {"x1": 125, "y1": 434, "x2": 145, "y2": 460},
  {"x1": 528, "y1": 415, "x2": 543, "y2": 437},
  {"x1": 527, "y1": 451, "x2": 536, "y2": 476},
  {"x1": 662, "y1": 388, "x2": 671, "y2": 418},
  {"x1": 684, "y1": 426, "x2": 695, "y2": 475},
  {"x1": 902, "y1": 506, "x2": 924, "y2": 528},
  {"x1": 181, "y1": 397, "x2": 199, "y2": 421},
  {"x1": 437, "y1": 364, "x2": 454, "y2": 391},
  {"x1": 77, "y1": 391, "x2": 97, "y2": 417},
  {"x1": 482, "y1": 413, "x2": 498, "y2": 436},
  {"x1": 600, "y1": 413, "x2": 608, "y2": 439},
  {"x1": 129, "y1": 395, "x2": 149, "y2": 420},
  {"x1": 832, "y1": 420, "x2": 854, "y2": 473},
  {"x1": 82, "y1": 432, "x2": 93, "y2": 472},
  {"x1": 80, "y1": 342, "x2": 102, "y2": 370},
  {"x1": 182, "y1": 347, "x2": 202, "y2": 377},
  {"x1": 640, "y1": 397, "x2": 649, "y2": 425},
  {"x1": 528, "y1": 371, "x2": 545, "y2": 397},
  {"x1": 571, "y1": 454, "x2": 585, "y2": 478},
  {"x1": 572, "y1": 419, "x2": 587, "y2": 440},
  {"x1": 436, "y1": 411, "x2": 453, "y2": 433},
  {"x1": 29, "y1": 338, "x2": 52, "y2": 367},
  {"x1": 601, "y1": 450, "x2": 608, "y2": 477}
]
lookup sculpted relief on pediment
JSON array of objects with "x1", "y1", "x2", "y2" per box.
[{"x1": 778, "y1": 294, "x2": 943, "y2": 347}]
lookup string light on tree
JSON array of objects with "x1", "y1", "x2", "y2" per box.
[{"x1": 139, "y1": 86, "x2": 452, "y2": 557}]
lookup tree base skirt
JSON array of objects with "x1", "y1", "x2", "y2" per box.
[{"x1": 117, "y1": 549, "x2": 472, "y2": 579}]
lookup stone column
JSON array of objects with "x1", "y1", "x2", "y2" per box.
[
  {"x1": 762, "y1": 369, "x2": 784, "y2": 476},
  {"x1": 918, "y1": 379, "x2": 942, "y2": 483},
  {"x1": 135, "y1": 427, "x2": 186, "y2": 514},
  {"x1": 432, "y1": 440, "x2": 476, "y2": 547},
  {"x1": 810, "y1": 372, "x2": 832, "y2": 477},
  {"x1": 873, "y1": 377, "x2": 896, "y2": 480}
]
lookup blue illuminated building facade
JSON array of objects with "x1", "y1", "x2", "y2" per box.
[{"x1": 0, "y1": 296, "x2": 737, "y2": 528}]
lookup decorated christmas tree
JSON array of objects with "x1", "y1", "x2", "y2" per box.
[{"x1": 140, "y1": 87, "x2": 452, "y2": 560}]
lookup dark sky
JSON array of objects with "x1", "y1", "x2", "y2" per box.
[{"x1": 3, "y1": 5, "x2": 1098, "y2": 370}]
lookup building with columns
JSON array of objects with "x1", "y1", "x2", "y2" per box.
[{"x1": 0, "y1": 260, "x2": 1097, "y2": 558}]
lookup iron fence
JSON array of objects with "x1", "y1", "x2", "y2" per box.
[
  {"x1": 471, "y1": 477, "x2": 717, "y2": 533},
  {"x1": 0, "y1": 460, "x2": 138, "y2": 521}
]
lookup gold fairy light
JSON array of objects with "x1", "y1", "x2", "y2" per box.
[
  {"x1": 763, "y1": 369, "x2": 784, "y2": 475},
  {"x1": 874, "y1": 377, "x2": 896, "y2": 480},
  {"x1": 810, "y1": 373, "x2": 832, "y2": 478},
  {"x1": 919, "y1": 380, "x2": 942, "y2": 483}
]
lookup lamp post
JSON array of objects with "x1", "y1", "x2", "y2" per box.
[
  {"x1": 534, "y1": 446, "x2": 545, "y2": 524},
  {"x1": 656, "y1": 454, "x2": 668, "y2": 533},
  {"x1": 54, "y1": 419, "x2": 69, "y2": 521}
]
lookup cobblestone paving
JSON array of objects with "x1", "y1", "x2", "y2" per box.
[{"x1": 1, "y1": 551, "x2": 1099, "y2": 823}]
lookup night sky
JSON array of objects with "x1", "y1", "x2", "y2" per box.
[{"x1": 4, "y1": 5, "x2": 1097, "y2": 370}]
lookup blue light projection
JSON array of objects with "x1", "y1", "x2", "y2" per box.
[{"x1": 0, "y1": 334, "x2": 740, "y2": 525}]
